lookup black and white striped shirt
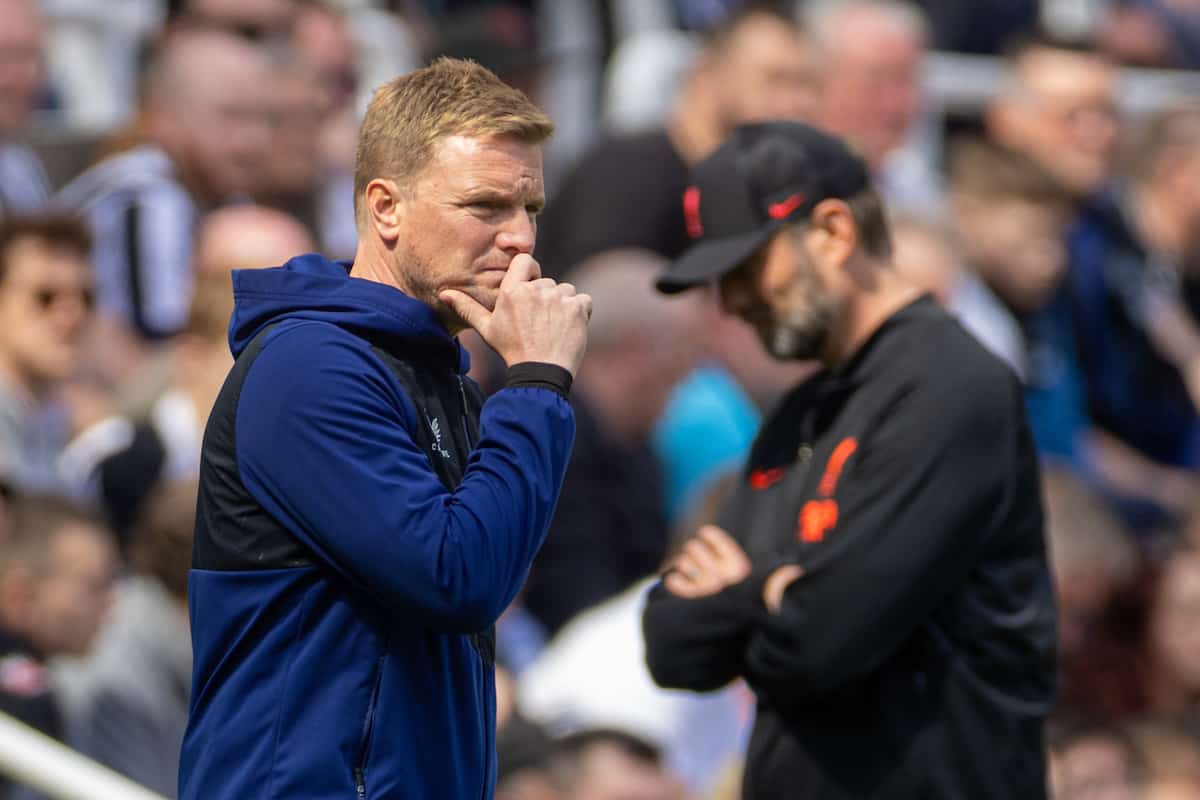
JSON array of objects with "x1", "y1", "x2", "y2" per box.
[
  {"x1": 57, "y1": 145, "x2": 197, "y2": 340},
  {"x1": 0, "y1": 142, "x2": 50, "y2": 216}
]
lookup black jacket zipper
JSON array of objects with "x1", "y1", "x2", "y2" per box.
[{"x1": 354, "y1": 655, "x2": 386, "y2": 798}]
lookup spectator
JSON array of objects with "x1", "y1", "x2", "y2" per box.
[
  {"x1": 0, "y1": 496, "x2": 115, "y2": 797},
  {"x1": 521, "y1": 250, "x2": 697, "y2": 636},
  {"x1": 942, "y1": 134, "x2": 1195, "y2": 526},
  {"x1": 80, "y1": 205, "x2": 314, "y2": 541},
  {"x1": 291, "y1": 0, "x2": 361, "y2": 258},
  {"x1": 251, "y1": 55, "x2": 326, "y2": 246},
  {"x1": 535, "y1": 4, "x2": 818, "y2": 278},
  {"x1": 57, "y1": 480, "x2": 196, "y2": 799},
  {"x1": 1082, "y1": 105, "x2": 1200, "y2": 414},
  {"x1": 0, "y1": 215, "x2": 94, "y2": 495},
  {"x1": 805, "y1": 0, "x2": 943, "y2": 215},
  {"x1": 1063, "y1": 105, "x2": 1200, "y2": 525},
  {"x1": 944, "y1": 137, "x2": 1074, "y2": 382},
  {"x1": 1047, "y1": 715, "x2": 1144, "y2": 800},
  {"x1": 987, "y1": 35, "x2": 1120, "y2": 203},
  {"x1": 0, "y1": 0, "x2": 50, "y2": 218},
  {"x1": 57, "y1": 28, "x2": 272, "y2": 356}
]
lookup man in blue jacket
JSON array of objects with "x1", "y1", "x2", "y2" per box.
[{"x1": 179, "y1": 57, "x2": 592, "y2": 800}]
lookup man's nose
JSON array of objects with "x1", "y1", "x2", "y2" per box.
[{"x1": 496, "y1": 210, "x2": 535, "y2": 255}]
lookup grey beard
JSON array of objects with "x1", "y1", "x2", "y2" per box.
[{"x1": 763, "y1": 321, "x2": 827, "y2": 360}]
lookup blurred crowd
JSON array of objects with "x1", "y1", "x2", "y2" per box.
[{"x1": 1, "y1": 0, "x2": 1200, "y2": 798}]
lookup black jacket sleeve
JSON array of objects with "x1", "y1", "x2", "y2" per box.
[
  {"x1": 743, "y1": 376, "x2": 1019, "y2": 704},
  {"x1": 642, "y1": 565, "x2": 771, "y2": 692}
]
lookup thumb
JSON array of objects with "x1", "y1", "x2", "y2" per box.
[{"x1": 439, "y1": 289, "x2": 490, "y2": 332}]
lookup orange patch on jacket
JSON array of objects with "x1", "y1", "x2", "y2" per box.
[
  {"x1": 797, "y1": 437, "x2": 858, "y2": 543},
  {"x1": 799, "y1": 499, "x2": 838, "y2": 543},
  {"x1": 817, "y1": 438, "x2": 858, "y2": 497}
]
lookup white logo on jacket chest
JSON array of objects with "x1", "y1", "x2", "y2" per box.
[{"x1": 427, "y1": 415, "x2": 452, "y2": 459}]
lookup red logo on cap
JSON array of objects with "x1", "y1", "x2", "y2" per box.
[
  {"x1": 767, "y1": 192, "x2": 805, "y2": 220},
  {"x1": 683, "y1": 186, "x2": 704, "y2": 239}
]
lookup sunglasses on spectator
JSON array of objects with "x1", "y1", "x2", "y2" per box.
[
  {"x1": 8, "y1": 284, "x2": 95, "y2": 312},
  {"x1": 181, "y1": 13, "x2": 290, "y2": 44}
]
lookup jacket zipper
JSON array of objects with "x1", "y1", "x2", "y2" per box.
[
  {"x1": 354, "y1": 656, "x2": 386, "y2": 798},
  {"x1": 457, "y1": 375, "x2": 475, "y2": 448},
  {"x1": 479, "y1": 652, "x2": 493, "y2": 800},
  {"x1": 457, "y1": 373, "x2": 490, "y2": 799}
]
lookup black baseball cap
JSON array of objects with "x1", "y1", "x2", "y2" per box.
[{"x1": 656, "y1": 121, "x2": 871, "y2": 294}]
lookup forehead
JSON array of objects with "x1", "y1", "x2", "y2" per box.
[
  {"x1": 1021, "y1": 50, "x2": 1114, "y2": 98},
  {"x1": 828, "y1": 10, "x2": 923, "y2": 59},
  {"x1": 2, "y1": 237, "x2": 89, "y2": 285},
  {"x1": 720, "y1": 15, "x2": 806, "y2": 62},
  {"x1": 173, "y1": 40, "x2": 271, "y2": 107},
  {"x1": 425, "y1": 134, "x2": 544, "y2": 194},
  {"x1": 46, "y1": 523, "x2": 112, "y2": 573}
]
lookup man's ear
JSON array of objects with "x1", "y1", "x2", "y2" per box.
[
  {"x1": 364, "y1": 178, "x2": 405, "y2": 243},
  {"x1": 808, "y1": 198, "x2": 857, "y2": 268}
]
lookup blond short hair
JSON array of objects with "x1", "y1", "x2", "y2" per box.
[{"x1": 353, "y1": 57, "x2": 554, "y2": 220}]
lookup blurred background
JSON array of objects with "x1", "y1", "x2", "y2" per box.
[{"x1": 2, "y1": 0, "x2": 1200, "y2": 798}]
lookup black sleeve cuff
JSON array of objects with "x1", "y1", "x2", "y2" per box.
[{"x1": 505, "y1": 362, "x2": 573, "y2": 397}]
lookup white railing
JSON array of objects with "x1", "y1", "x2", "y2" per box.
[{"x1": 0, "y1": 711, "x2": 167, "y2": 800}]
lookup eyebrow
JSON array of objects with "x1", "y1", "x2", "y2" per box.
[{"x1": 464, "y1": 189, "x2": 546, "y2": 212}]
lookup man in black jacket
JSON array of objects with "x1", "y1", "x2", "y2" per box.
[{"x1": 643, "y1": 121, "x2": 1057, "y2": 799}]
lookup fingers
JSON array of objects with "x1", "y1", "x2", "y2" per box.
[
  {"x1": 683, "y1": 537, "x2": 722, "y2": 577},
  {"x1": 477, "y1": 264, "x2": 592, "y2": 377},
  {"x1": 698, "y1": 525, "x2": 745, "y2": 562},
  {"x1": 501, "y1": 253, "x2": 541, "y2": 290},
  {"x1": 698, "y1": 525, "x2": 752, "y2": 579},
  {"x1": 438, "y1": 289, "x2": 490, "y2": 332},
  {"x1": 662, "y1": 526, "x2": 751, "y2": 600},
  {"x1": 664, "y1": 570, "x2": 705, "y2": 598},
  {"x1": 763, "y1": 564, "x2": 805, "y2": 614}
]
